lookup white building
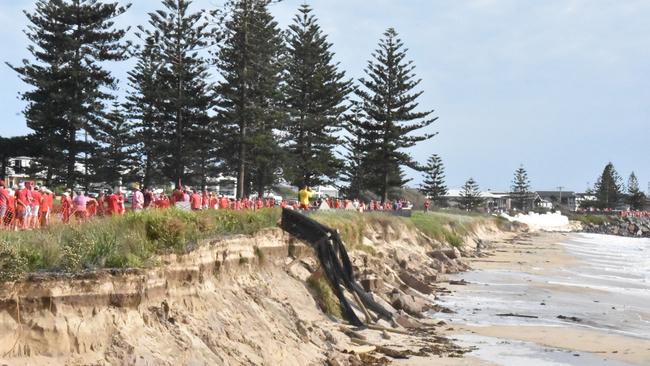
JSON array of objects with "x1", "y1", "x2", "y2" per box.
[
  {"x1": 2, "y1": 156, "x2": 45, "y2": 188},
  {"x1": 444, "y1": 189, "x2": 511, "y2": 212}
]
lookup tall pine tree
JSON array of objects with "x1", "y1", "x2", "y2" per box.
[
  {"x1": 355, "y1": 28, "x2": 437, "y2": 202},
  {"x1": 341, "y1": 105, "x2": 370, "y2": 198},
  {"x1": 144, "y1": 0, "x2": 215, "y2": 186},
  {"x1": 626, "y1": 172, "x2": 646, "y2": 210},
  {"x1": 8, "y1": 0, "x2": 131, "y2": 188},
  {"x1": 594, "y1": 162, "x2": 622, "y2": 209},
  {"x1": 419, "y1": 154, "x2": 447, "y2": 206},
  {"x1": 91, "y1": 102, "x2": 136, "y2": 186},
  {"x1": 459, "y1": 177, "x2": 482, "y2": 211},
  {"x1": 282, "y1": 4, "x2": 351, "y2": 188},
  {"x1": 215, "y1": 0, "x2": 284, "y2": 197},
  {"x1": 510, "y1": 164, "x2": 531, "y2": 211},
  {"x1": 125, "y1": 34, "x2": 165, "y2": 187}
]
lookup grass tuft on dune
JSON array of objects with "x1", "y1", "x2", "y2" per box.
[{"x1": 0, "y1": 208, "x2": 280, "y2": 280}]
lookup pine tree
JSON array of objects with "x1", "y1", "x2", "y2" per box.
[
  {"x1": 8, "y1": 0, "x2": 131, "y2": 188},
  {"x1": 90, "y1": 103, "x2": 136, "y2": 186},
  {"x1": 144, "y1": 0, "x2": 215, "y2": 186},
  {"x1": 459, "y1": 177, "x2": 482, "y2": 211},
  {"x1": 125, "y1": 35, "x2": 165, "y2": 187},
  {"x1": 341, "y1": 106, "x2": 369, "y2": 198},
  {"x1": 510, "y1": 164, "x2": 531, "y2": 211},
  {"x1": 594, "y1": 162, "x2": 622, "y2": 209},
  {"x1": 355, "y1": 28, "x2": 438, "y2": 202},
  {"x1": 215, "y1": 0, "x2": 284, "y2": 197},
  {"x1": 419, "y1": 154, "x2": 447, "y2": 206},
  {"x1": 282, "y1": 4, "x2": 351, "y2": 188},
  {"x1": 626, "y1": 172, "x2": 646, "y2": 210}
]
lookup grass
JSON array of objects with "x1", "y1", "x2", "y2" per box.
[
  {"x1": 409, "y1": 211, "x2": 492, "y2": 248},
  {"x1": 0, "y1": 208, "x2": 280, "y2": 280},
  {"x1": 569, "y1": 214, "x2": 615, "y2": 226},
  {"x1": 306, "y1": 273, "x2": 341, "y2": 318},
  {"x1": 312, "y1": 210, "x2": 493, "y2": 250},
  {"x1": 311, "y1": 210, "x2": 411, "y2": 251},
  {"x1": 0, "y1": 207, "x2": 499, "y2": 282}
]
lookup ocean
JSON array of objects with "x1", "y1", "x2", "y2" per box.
[{"x1": 432, "y1": 233, "x2": 650, "y2": 366}]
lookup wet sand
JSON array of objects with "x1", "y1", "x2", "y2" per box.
[{"x1": 409, "y1": 232, "x2": 650, "y2": 366}]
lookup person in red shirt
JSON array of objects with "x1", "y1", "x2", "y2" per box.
[
  {"x1": 170, "y1": 186, "x2": 183, "y2": 206},
  {"x1": 86, "y1": 195, "x2": 98, "y2": 218},
  {"x1": 0, "y1": 180, "x2": 9, "y2": 229},
  {"x1": 30, "y1": 184, "x2": 42, "y2": 229},
  {"x1": 39, "y1": 187, "x2": 53, "y2": 227},
  {"x1": 189, "y1": 190, "x2": 202, "y2": 210},
  {"x1": 202, "y1": 187, "x2": 210, "y2": 209},
  {"x1": 209, "y1": 193, "x2": 218, "y2": 209},
  {"x1": 115, "y1": 189, "x2": 125, "y2": 215},
  {"x1": 155, "y1": 193, "x2": 169, "y2": 209},
  {"x1": 143, "y1": 187, "x2": 155, "y2": 209},
  {"x1": 60, "y1": 191, "x2": 72, "y2": 224},
  {"x1": 96, "y1": 192, "x2": 106, "y2": 216},
  {"x1": 423, "y1": 199, "x2": 430, "y2": 213},
  {"x1": 105, "y1": 190, "x2": 120, "y2": 216},
  {"x1": 219, "y1": 195, "x2": 228, "y2": 210},
  {"x1": 14, "y1": 182, "x2": 32, "y2": 229},
  {"x1": 4, "y1": 193, "x2": 15, "y2": 230}
]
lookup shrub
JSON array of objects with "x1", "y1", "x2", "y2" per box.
[
  {"x1": 0, "y1": 208, "x2": 281, "y2": 279},
  {"x1": 306, "y1": 273, "x2": 341, "y2": 318},
  {"x1": 409, "y1": 211, "x2": 490, "y2": 247},
  {"x1": 0, "y1": 241, "x2": 28, "y2": 282}
]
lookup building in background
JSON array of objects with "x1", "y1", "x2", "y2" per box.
[{"x1": 2, "y1": 156, "x2": 44, "y2": 188}]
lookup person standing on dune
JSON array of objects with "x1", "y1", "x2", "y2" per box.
[{"x1": 298, "y1": 185, "x2": 313, "y2": 211}]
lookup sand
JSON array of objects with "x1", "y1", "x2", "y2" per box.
[{"x1": 423, "y1": 231, "x2": 650, "y2": 366}]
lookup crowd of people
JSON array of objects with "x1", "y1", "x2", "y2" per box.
[{"x1": 0, "y1": 180, "x2": 418, "y2": 231}]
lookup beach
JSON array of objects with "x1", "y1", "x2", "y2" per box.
[{"x1": 417, "y1": 231, "x2": 650, "y2": 366}]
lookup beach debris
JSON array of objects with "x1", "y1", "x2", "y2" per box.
[
  {"x1": 496, "y1": 313, "x2": 539, "y2": 319},
  {"x1": 399, "y1": 271, "x2": 435, "y2": 294},
  {"x1": 358, "y1": 353, "x2": 390, "y2": 365},
  {"x1": 375, "y1": 345, "x2": 410, "y2": 359},
  {"x1": 280, "y1": 208, "x2": 393, "y2": 326},
  {"x1": 449, "y1": 279, "x2": 469, "y2": 285},
  {"x1": 557, "y1": 315, "x2": 582, "y2": 323}
]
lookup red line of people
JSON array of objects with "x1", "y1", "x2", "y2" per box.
[
  {"x1": 0, "y1": 180, "x2": 54, "y2": 230},
  {"x1": 1, "y1": 179, "x2": 419, "y2": 231}
]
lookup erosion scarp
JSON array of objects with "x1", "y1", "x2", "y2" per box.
[{"x1": 0, "y1": 214, "x2": 512, "y2": 365}]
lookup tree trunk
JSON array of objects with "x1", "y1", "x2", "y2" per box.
[
  {"x1": 143, "y1": 155, "x2": 152, "y2": 188},
  {"x1": 67, "y1": 128, "x2": 76, "y2": 189},
  {"x1": 237, "y1": 127, "x2": 246, "y2": 199},
  {"x1": 381, "y1": 169, "x2": 388, "y2": 204}
]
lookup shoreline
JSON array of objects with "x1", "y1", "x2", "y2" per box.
[{"x1": 422, "y1": 231, "x2": 650, "y2": 366}]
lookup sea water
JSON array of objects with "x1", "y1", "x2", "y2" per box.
[{"x1": 432, "y1": 233, "x2": 650, "y2": 365}]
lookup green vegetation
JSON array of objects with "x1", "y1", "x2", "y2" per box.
[
  {"x1": 0, "y1": 209, "x2": 280, "y2": 280},
  {"x1": 0, "y1": 207, "x2": 497, "y2": 282},
  {"x1": 312, "y1": 210, "x2": 493, "y2": 250},
  {"x1": 311, "y1": 211, "x2": 412, "y2": 252},
  {"x1": 409, "y1": 211, "x2": 490, "y2": 247},
  {"x1": 569, "y1": 214, "x2": 615, "y2": 226},
  {"x1": 306, "y1": 273, "x2": 341, "y2": 318}
]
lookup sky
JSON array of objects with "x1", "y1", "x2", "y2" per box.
[{"x1": 1, "y1": 0, "x2": 649, "y2": 193}]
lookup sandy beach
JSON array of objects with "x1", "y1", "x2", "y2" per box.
[{"x1": 412, "y1": 231, "x2": 650, "y2": 366}]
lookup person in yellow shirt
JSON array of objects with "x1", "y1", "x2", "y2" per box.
[{"x1": 298, "y1": 185, "x2": 313, "y2": 210}]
